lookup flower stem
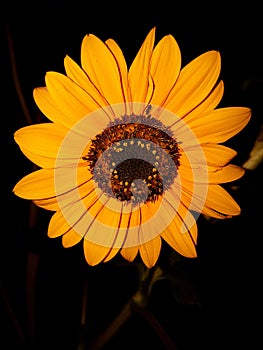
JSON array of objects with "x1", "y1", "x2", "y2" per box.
[
  {"x1": 85, "y1": 264, "x2": 177, "y2": 350},
  {"x1": 85, "y1": 298, "x2": 133, "y2": 350},
  {"x1": 135, "y1": 307, "x2": 178, "y2": 350}
]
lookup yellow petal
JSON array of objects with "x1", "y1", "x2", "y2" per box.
[
  {"x1": 181, "y1": 80, "x2": 224, "y2": 119},
  {"x1": 179, "y1": 149, "x2": 244, "y2": 183},
  {"x1": 34, "y1": 197, "x2": 59, "y2": 211},
  {"x1": 105, "y1": 38, "x2": 130, "y2": 102},
  {"x1": 120, "y1": 246, "x2": 139, "y2": 262},
  {"x1": 165, "y1": 191, "x2": 198, "y2": 240},
  {"x1": 204, "y1": 184, "x2": 241, "y2": 216},
  {"x1": 148, "y1": 34, "x2": 181, "y2": 106},
  {"x1": 48, "y1": 210, "x2": 71, "y2": 238},
  {"x1": 134, "y1": 198, "x2": 170, "y2": 246},
  {"x1": 33, "y1": 87, "x2": 72, "y2": 127},
  {"x1": 13, "y1": 169, "x2": 56, "y2": 199},
  {"x1": 160, "y1": 196, "x2": 197, "y2": 257},
  {"x1": 139, "y1": 236, "x2": 162, "y2": 268},
  {"x1": 202, "y1": 143, "x2": 237, "y2": 166},
  {"x1": 161, "y1": 219, "x2": 197, "y2": 258},
  {"x1": 177, "y1": 149, "x2": 195, "y2": 183},
  {"x1": 48, "y1": 185, "x2": 100, "y2": 242},
  {"x1": 89, "y1": 196, "x2": 160, "y2": 230},
  {"x1": 13, "y1": 164, "x2": 92, "y2": 206},
  {"x1": 207, "y1": 164, "x2": 245, "y2": 184},
  {"x1": 164, "y1": 51, "x2": 221, "y2": 116},
  {"x1": 18, "y1": 147, "x2": 55, "y2": 169},
  {"x1": 169, "y1": 175, "x2": 208, "y2": 217},
  {"x1": 62, "y1": 230, "x2": 82, "y2": 247},
  {"x1": 102, "y1": 247, "x2": 120, "y2": 262},
  {"x1": 128, "y1": 28, "x2": 155, "y2": 103},
  {"x1": 179, "y1": 142, "x2": 237, "y2": 172},
  {"x1": 177, "y1": 107, "x2": 251, "y2": 144},
  {"x1": 158, "y1": 80, "x2": 223, "y2": 128},
  {"x1": 45, "y1": 72, "x2": 93, "y2": 124},
  {"x1": 14, "y1": 123, "x2": 67, "y2": 168},
  {"x1": 81, "y1": 34, "x2": 126, "y2": 105},
  {"x1": 83, "y1": 198, "x2": 145, "y2": 249},
  {"x1": 55, "y1": 187, "x2": 135, "y2": 249},
  {"x1": 64, "y1": 55, "x2": 108, "y2": 109},
  {"x1": 49, "y1": 187, "x2": 101, "y2": 242},
  {"x1": 201, "y1": 206, "x2": 231, "y2": 219},
  {"x1": 83, "y1": 239, "x2": 119, "y2": 266}
]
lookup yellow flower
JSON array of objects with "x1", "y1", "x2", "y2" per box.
[{"x1": 13, "y1": 28, "x2": 251, "y2": 268}]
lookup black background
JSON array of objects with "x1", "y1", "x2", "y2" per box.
[{"x1": 0, "y1": 1, "x2": 262, "y2": 349}]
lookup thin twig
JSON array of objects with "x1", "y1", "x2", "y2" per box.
[
  {"x1": 5, "y1": 21, "x2": 33, "y2": 125},
  {"x1": 86, "y1": 299, "x2": 133, "y2": 350},
  {"x1": 81, "y1": 277, "x2": 89, "y2": 326},
  {"x1": 0, "y1": 281, "x2": 25, "y2": 343},
  {"x1": 85, "y1": 265, "x2": 177, "y2": 350},
  {"x1": 135, "y1": 307, "x2": 178, "y2": 350},
  {"x1": 5, "y1": 20, "x2": 39, "y2": 347}
]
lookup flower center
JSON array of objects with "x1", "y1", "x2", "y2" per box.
[{"x1": 83, "y1": 114, "x2": 180, "y2": 205}]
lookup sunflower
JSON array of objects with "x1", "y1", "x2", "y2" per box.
[{"x1": 13, "y1": 28, "x2": 251, "y2": 268}]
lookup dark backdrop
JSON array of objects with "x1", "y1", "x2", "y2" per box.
[{"x1": 1, "y1": 1, "x2": 262, "y2": 349}]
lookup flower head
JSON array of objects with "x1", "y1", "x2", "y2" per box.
[{"x1": 13, "y1": 28, "x2": 251, "y2": 267}]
